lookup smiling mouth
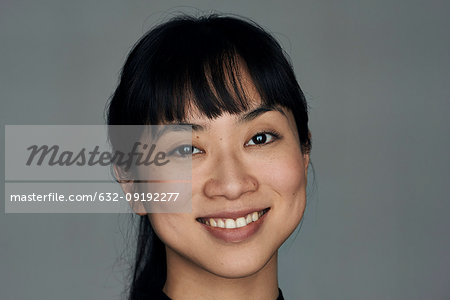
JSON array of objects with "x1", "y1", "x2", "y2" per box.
[{"x1": 196, "y1": 208, "x2": 270, "y2": 229}]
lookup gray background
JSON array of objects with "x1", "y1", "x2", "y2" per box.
[{"x1": 1, "y1": 0, "x2": 449, "y2": 299}]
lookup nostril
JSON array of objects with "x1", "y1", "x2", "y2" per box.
[{"x1": 203, "y1": 175, "x2": 258, "y2": 200}]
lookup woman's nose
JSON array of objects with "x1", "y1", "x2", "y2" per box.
[{"x1": 203, "y1": 152, "x2": 258, "y2": 200}]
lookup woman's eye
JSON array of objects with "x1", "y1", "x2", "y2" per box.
[
  {"x1": 246, "y1": 132, "x2": 278, "y2": 146},
  {"x1": 169, "y1": 144, "x2": 202, "y2": 157}
]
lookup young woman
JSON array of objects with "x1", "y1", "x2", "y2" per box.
[{"x1": 107, "y1": 14, "x2": 311, "y2": 300}]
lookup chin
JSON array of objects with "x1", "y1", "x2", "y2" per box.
[{"x1": 201, "y1": 248, "x2": 276, "y2": 279}]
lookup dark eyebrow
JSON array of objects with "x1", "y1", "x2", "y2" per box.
[
  {"x1": 171, "y1": 122, "x2": 206, "y2": 132},
  {"x1": 169, "y1": 105, "x2": 287, "y2": 132},
  {"x1": 238, "y1": 105, "x2": 287, "y2": 123},
  {"x1": 151, "y1": 124, "x2": 196, "y2": 142}
]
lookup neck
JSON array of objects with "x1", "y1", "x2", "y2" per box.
[{"x1": 163, "y1": 247, "x2": 279, "y2": 300}]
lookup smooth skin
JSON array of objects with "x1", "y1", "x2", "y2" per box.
[{"x1": 122, "y1": 72, "x2": 310, "y2": 299}]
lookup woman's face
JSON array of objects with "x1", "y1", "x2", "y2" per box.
[{"x1": 148, "y1": 79, "x2": 309, "y2": 279}]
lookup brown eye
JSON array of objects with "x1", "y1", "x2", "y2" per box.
[{"x1": 246, "y1": 132, "x2": 279, "y2": 146}]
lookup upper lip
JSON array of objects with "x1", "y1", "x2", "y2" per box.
[{"x1": 196, "y1": 207, "x2": 270, "y2": 220}]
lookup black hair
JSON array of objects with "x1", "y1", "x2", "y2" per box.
[{"x1": 106, "y1": 14, "x2": 311, "y2": 299}]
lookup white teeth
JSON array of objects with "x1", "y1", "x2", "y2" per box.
[
  {"x1": 225, "y1": 219, "x2": 236, "y2": 229},
  {"x1": 217, "y1": 219, "x2": 225, "y2": 228},
  {"x1": 246, "y1": 214, "x2": 252, "y2": 224},
  {"x1": 236, "y1": 217, "x2": 247, "y2": 228},
  {"x1": 200, "y1": 209, "x2": 267, "y2": 228}
]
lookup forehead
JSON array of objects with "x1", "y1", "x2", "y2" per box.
[
  {"x1": 182, "y1": 61, "x2": 264, "y2": 122},
  {"x1": 181, "y1": 104, "x2": 293, "y2": 136},
  {"x1": 183, "y1": 97, "x2": 263, "y2": 124}
]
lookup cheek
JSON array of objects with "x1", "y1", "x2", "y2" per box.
[
  {"x1": 148, "y1": 214, "x2": 187, "y2": 247},
  {"x1": 260, "y1": 149, "x2": 307, "y2": 231},
  {"x1": 263, "y1": 151, "x2": 307, "y2": 199}
]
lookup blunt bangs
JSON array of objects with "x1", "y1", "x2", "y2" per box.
[{"x1": 107, "y1": 14, "x2": 311, "y2": 152}]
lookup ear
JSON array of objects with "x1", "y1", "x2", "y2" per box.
[
  {"x1": 303, "y1": 131, "x2": 311, "y2": 176},
  {"x1": 303, "y1": 152, "x2": 310, "y2": 177},
  {"x1": 113, "y1": 165, "x2": 147, "y2": 216}
]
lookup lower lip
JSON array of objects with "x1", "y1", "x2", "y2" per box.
[{"x1": 199, "y1": 210, "x2": 269, "y2": 243}]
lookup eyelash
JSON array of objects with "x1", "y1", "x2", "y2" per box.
[
  {"x1": 168, "y1": 145, "x2": 202, "y2": 158},
  {"x1": 245, "y1": 130, "x2": 281, "y2": 147},
  {"x1": 168, "y1": 130, "x2": 281, "y2": 157}
]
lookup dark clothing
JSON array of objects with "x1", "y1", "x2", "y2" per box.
[{"x1": 154, "y1": 288, "x2": 285, "y2": 300}]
